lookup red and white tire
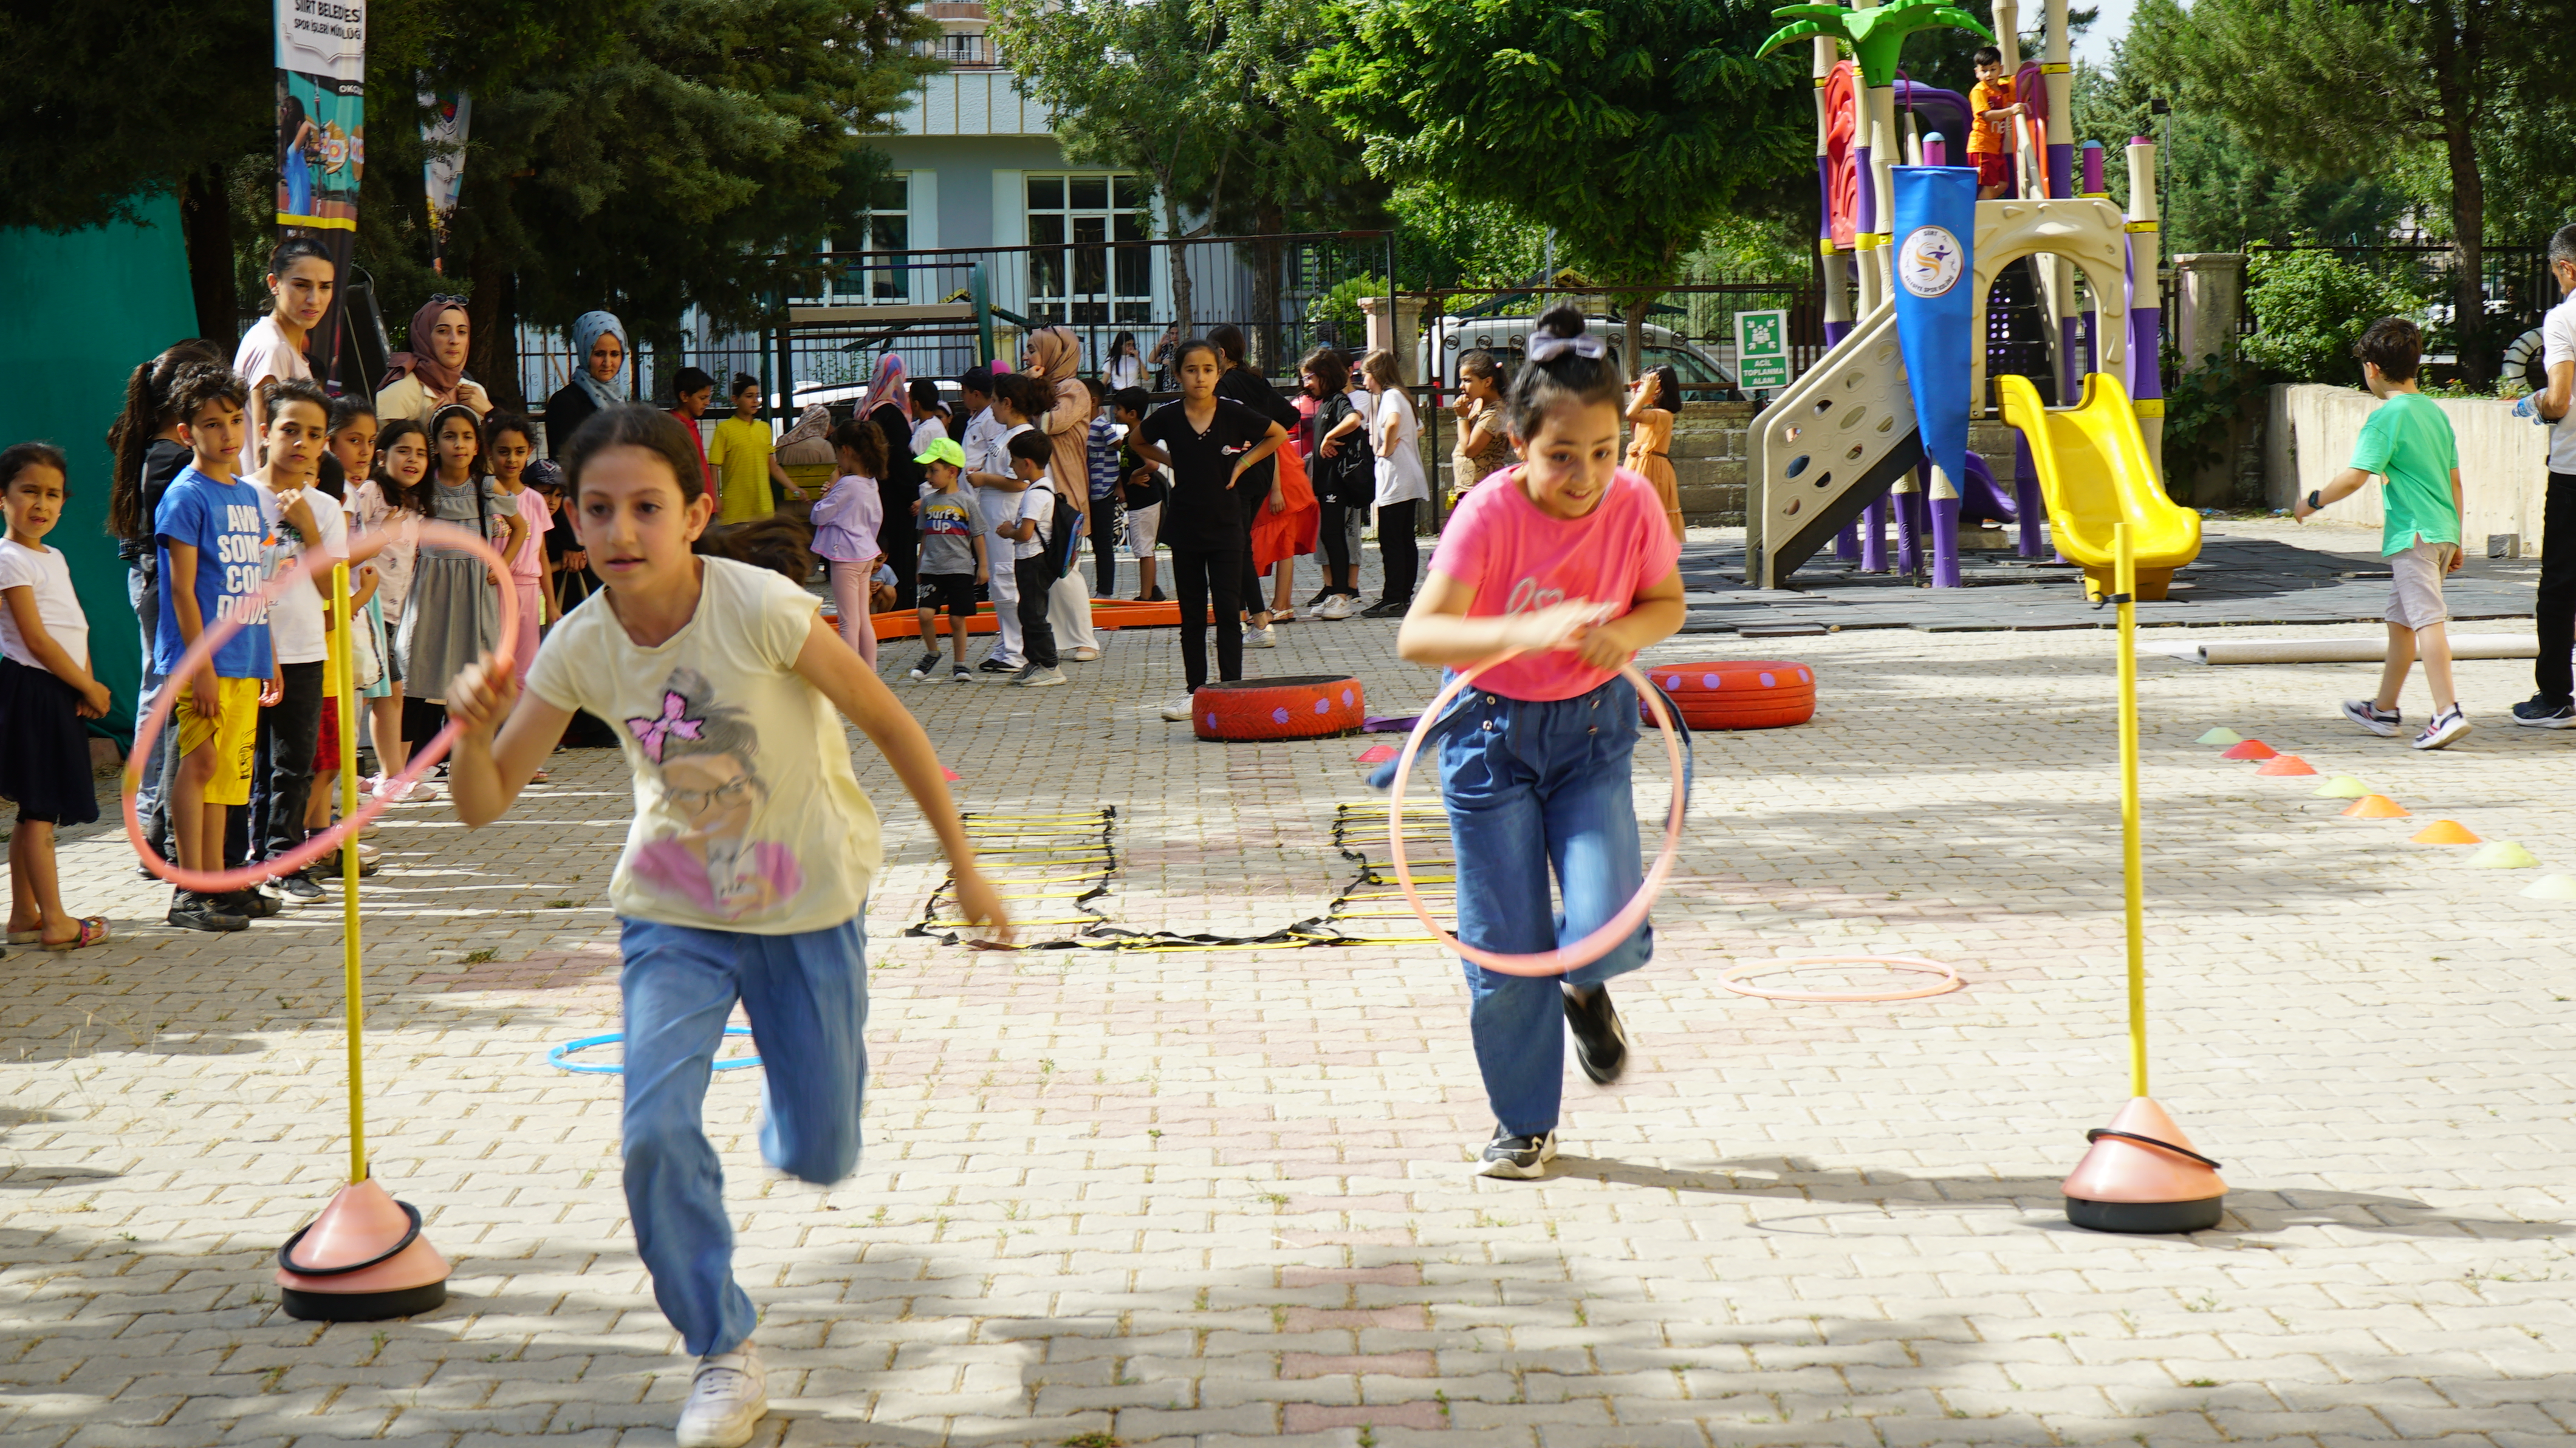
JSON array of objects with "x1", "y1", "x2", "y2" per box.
[
  {"x1": 1642, "y1": 660, "x2": 1817, "y2": 731},
  {"x1": 1192, "y1": 674, "x2": 1367, "y2": 741}
]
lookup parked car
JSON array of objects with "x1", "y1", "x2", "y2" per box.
[{"x1": 1417, "y1": 313, "x2": 1738, "y2": 395}]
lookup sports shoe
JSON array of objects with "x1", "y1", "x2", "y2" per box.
[
  {"x1": 1013, "y1": 666, "x2": 1068, "y2": 687},
  {"x1": 1362, "y1": 598, "x2": 1410, "y2": 619},
  {"x1": 2412, "y1": 705, "x2": 2472, "y2": 751},
  {"x1": 168, "y1": 890, "x2": 248, "y2": 934},
  {"x1": 950, "y1": 663, "x2": 974, "y2": 683},
  {"x1": 674, "y1": 1343, "x2": 767, "y2": 1448},
  {"x1": 1317, "y1": 595, "x2": 1354, "y2": 621},
  {"x1": 1563, "y1": 985, "x2": 1629, "y2": 1084},
  {"x1": 908, "y1": 651, "x2": 942, "y2": 680},
  {"x1": 1305, "y1": 587, "x2": 1334, "y2": 609},
  {"x1": 1070, "y1": 646, "x2": 1101, "y2": 661},
  {"x1": 270, "y1": 870, "x2": 326, "y2": 904},
  {"x1": 978, "y1": 655, "x2": 1018, "y2": 674},
  {"x1": 1246, "y1": 624, "x2": 1277, "y2": 649},
  {"x1": 2340, "y1": 698, "x2": 2400, "y2": 737},
  {"x1": 2511, "y1": 694, "x2": 2576, "y2": 728},
  {"x1": 1475, "y1": 1127, "x2": 1558, "y2": 1180},
  {"x1": 222, "y1": 886, "x2": 282, "y2": 920},
  {"x1": 1160, "y1": 697, "x2": 1195, "y2": 722}
]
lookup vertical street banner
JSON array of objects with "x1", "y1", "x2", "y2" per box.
[
  {"x1": 276, "y1": 0, "x2": 366, "y2": 386},
  {"x1": 1889, "y1": 165, "x2": 1976, "y2": 505},
  {"x1": 420, "y1": 91, "x2": 472, "y2": 276}
]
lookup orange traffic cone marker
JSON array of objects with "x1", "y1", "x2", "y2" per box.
[
  {"x1": 2254, "y1": 753, "x2": 2316, "y2": 776},
  {"x1": 2219, "y1": 738, "x2": 2278, "y2": 760},
  {"x1": 276, "y1": 1175, "x2": 450, "y2": 1320},
  {"x1": 2410, "y1": 820, "x2": 2480, "y2": 844},
  {"x1": 2341, "y1": 793, "x2": 2410, "y2": 819},
  {"x1": 2063, "y1": 1097, "x2": 2227, "y2": 1233}
]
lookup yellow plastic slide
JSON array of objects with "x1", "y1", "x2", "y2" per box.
[{"x1": 1998, "y1": 371, "x2": 2202, "y2": 600}]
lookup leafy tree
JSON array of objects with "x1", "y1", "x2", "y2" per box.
[
  {"x1": 2125, "y1": 0, "x2": 2576, "y2": 386},
  {"x1": 2237, "y1": 245, "x2": 2428, "y2": 387},
  {"x1": 1304, "y1": 0, "x2": 1812, "y2": 366}
]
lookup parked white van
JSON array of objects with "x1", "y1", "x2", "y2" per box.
[{"x1": 1417, "y1": 313, "x2": 1738, "y2": 393}]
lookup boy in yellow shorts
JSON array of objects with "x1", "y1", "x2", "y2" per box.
[{"x1": 154, "y1": 366, "x2": 281, "y2": 932}]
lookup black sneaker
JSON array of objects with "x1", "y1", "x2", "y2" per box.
[
  {"x1": 270, "y1": 870, "x2": 326, "y2": 903},
  {"x1": 2512, "y1": 694, "x2": 2576, "y2": 728},
  {"x1": 168, "y1": 890, "x2": 248, "y2": 933},
  {"x1": 1361, "y1": 598, "x2": 1410, "y2": 619},
  {"x1": 1475, "y1": 1126, "x2": 1558, "y2": 1180},
  {"x1": 221, "y1": 887, "x2": 282, "y2": 920},
  {"x1": 950, "y1": 663, "x2": 974, "y2": 683},
  {"x1": 1304, "y1": 587, "x2": 1334, "y2": 609},
  {"x1": 1563, "y1": 985, "x2": 1629, "y2": 1084},
  {"x1": 2340, "y1": 698, "x2": 2400, "y2": 737},
  {"x1": 978, "y1": 656, "x2": 1019, "y2": 674},
  {"x1": 908, "y1": 651, "x2": 942, "y2": 680}
]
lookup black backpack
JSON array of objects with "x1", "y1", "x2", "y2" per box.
[{"x1": 1319, "y1": 392, "x2": 1375, "y2": 504}]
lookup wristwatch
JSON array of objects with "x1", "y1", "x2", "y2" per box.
[{"x1": 2306, "y1": 490, "x2": 2323, "y2": 511}]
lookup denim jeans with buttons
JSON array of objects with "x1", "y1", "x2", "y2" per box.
[
  {"x1": 617, "y1": 913, "x2": 870, "y2": 1357},
  {"x1": 1438, "y1": 674, "x2": 1657, "y2": 1138}
]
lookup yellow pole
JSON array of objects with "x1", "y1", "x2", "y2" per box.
[
  {"x1": 332, "y1": 562, "x2": 367, "y2": 1183},
  {"x1": 2114, "y1": 522, "x2": 2146, "y2": 1098}
]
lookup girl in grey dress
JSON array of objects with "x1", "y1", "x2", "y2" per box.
[{"x1": 399, "y1": 404, "x2": 525, "y2": 703}]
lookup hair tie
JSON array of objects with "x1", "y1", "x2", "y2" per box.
[{"x1": 1524, "y1": 332, "x2": 1608, "y2": 364}]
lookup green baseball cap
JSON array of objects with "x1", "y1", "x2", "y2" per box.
[{"x1": 913, "y1": 436, "x2": 967, "y2": 468}]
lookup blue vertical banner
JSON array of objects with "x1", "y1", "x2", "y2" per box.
[
  {"x1": 1891, "y1": 164, "x2": 1977, "y2": 586},
  {"x1": 276, "y1": 0, "x2": 366, "y2": 385}
]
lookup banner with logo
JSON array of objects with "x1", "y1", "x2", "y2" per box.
[
  {"x1": 276, "y1": 0, "x2": 366, "y2": 384},
  {"x1": 1889, "y1": 165, "x2": 1976, "y2": 505},
  {"x1": 420, "y1": 90, "x2": 472, "y2": 275}
]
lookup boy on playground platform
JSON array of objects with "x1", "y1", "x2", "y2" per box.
[
  {"x1": 2295, "y1": 317, "x2": 2472, "y2": 750},
  {"x1": 906, "y1": 437, "x2": 987, "y2": 684},
  {"x1": 1968, "y1": 47, "x2": 2021, "y2": 200}
]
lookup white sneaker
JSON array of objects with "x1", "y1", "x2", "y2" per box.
[
  {"x1": 1070, "y1": 646, "x2": 1101, "y2": 662},
  {"x1": 1160, "y1": 697, "x2": 1194, "y2": 722},
  {"x1": 2412, "y1": 705, "x2": 2472, "y2": 751},
  {"x1": 1247, "y1": 624, "x2": 1277, "y2": 649},
  {"x1": 675, "y1": 1344, "x2": 767, "y2": 1448},
  {"x1": 1317, "y1": 595, "x2": 1354, "y2": 621}
]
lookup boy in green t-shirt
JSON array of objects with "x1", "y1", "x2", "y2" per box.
[{"x1": 2294, "y1": 317, "x2": 2470, "y2": 749}]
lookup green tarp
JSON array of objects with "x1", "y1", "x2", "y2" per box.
[{"x1": 0, "y1": 196, "x2": 202, "y2": 742}]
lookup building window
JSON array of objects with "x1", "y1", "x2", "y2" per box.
[
  {"x1": 826, "y1": 175, "x2": 910, "y2": 302},
  {"x1": 1026, "y1": 174, "x2": 1150, "y2": 326}
]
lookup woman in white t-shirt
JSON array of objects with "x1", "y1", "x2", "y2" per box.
[
  {"x1": 1104, "y1": 331, "x2": 1146, "y2": 392},
  {"x1": 1360, "y1": 347, "x2": 1428, "y2": 616},
  {"x1": 235, "y1": 237, "x2": 335, "y2": 466}
]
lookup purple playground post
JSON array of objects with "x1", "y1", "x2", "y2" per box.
[
  {"x1": 2052, "y1": 137, "x2": 2079, "y2": 398},
  {"x1": 1861, "y1": 495, "x2": 1889, "y2": 572},
  {"x1": 2015, "y1": 431, "x2": 2045, "y2": 558},
  {"x1": 2126, "y1": 137, "x2": 2165, "y2": 449},
  {"x1": 1895, "y1": 485, "x2": 1921, "y2": 575},
  {"x1": 1928, "y1": 465, "x2": 1962, "y2": 587},
  {"x1": 1923, "y1": 131, "x2": 1947, "y2": 167}
]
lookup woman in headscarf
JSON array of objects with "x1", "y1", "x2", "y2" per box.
[
  {"x1": 375, "y1": 297, "x2": 491, "y2": 425},
  {"x1": 546, "y1": 310, "x2": 627, "y2": 458},
  {"x1": 860, "y1": 353, "x2": 923, "y2": 609},
  {"x1": 1024, "y1": 326, "x2": 1101, "y2": 661}
]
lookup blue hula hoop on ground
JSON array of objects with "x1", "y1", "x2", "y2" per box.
[{"x1": 547, "y1": 1026, "x2": 762, "y2": 1074}]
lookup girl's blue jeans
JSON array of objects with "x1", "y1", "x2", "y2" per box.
[
  {"x1": 1439, "y1": 675, "x2": 1656, "y2": 1138},
  {"x1": 617, "y1": 913, "x2": 869, "y2": 1358}
]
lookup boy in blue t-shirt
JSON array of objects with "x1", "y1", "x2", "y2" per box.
[
  {"x1": 154, "y1": 366, "x2": 279, "y2": 931},
  {"x1": 2294, "y1": 317, "x2": 2470, "y2": 750}
]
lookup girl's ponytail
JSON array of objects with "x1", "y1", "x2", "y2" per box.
[
  {"x1": 106, "y1": 338, "x2": 224, "y2": 542},
  {"x1": 1502, "y1": 307, "x2": 1625, "y2": 439},
  {"x1": 830, "y1": 417, "x2": 888, "y2": 479}
]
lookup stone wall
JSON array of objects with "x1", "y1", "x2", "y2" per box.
[{"x1": 2264, "y1": 383, "x2": 2553, "y2": 552}]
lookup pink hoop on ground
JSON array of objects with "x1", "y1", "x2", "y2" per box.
[
  {"x1": 1718, "y1": 954, "x2": 1964, "y2": 1002},
  {"x1": 125, "y1": 521, "x2": 518, "y2": 895},
  {"x1": 1386, "y1": 655, "x2": 1687, "y2": 977}
]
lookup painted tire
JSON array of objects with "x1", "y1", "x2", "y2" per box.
[
  {"x1": 1642, "y1": 660, "x2": 1817, "y2": 730},
  {"x1": 1192, "y1": 674, "x2": 1366, "y2": 742}
]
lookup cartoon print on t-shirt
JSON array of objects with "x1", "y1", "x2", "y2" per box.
[{"x1": 625, "y1": 667, "x2": 805, "y2": 920}]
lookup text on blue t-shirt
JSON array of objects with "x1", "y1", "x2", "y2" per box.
[{"x1": 154, "y1": 465, "x2": 275, "y2": 678}]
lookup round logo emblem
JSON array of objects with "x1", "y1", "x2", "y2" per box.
[{"x1": 1899, "y1": 225, "x2": 1965, "y2": 298}]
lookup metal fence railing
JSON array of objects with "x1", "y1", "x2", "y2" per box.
[{"x1": 2234, "y1": 242, "x2": 2555, "y2": 361}]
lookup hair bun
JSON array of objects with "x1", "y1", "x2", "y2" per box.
[{"x1": 1535, "y1": 306, "x2": 1588, "y2": 340}]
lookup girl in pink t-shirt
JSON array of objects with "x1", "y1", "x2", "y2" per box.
[{"x1": 1393, "y1": 307, "x2": 1686, "y2": 1181}]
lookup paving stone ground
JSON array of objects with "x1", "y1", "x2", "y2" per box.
[{"x1": 5, "y1": 519, "x2": 2575, "y2": 1447}]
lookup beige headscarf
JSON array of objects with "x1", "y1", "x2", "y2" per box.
[{"x1": 1026, "y1": 327, "x2": 1091, "y2": 517}]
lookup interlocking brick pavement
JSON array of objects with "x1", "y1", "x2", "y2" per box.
[{"x1": 5, "y1": 520, "x2": 2575, "y2": 1446}]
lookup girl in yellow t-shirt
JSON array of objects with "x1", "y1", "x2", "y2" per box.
[{"x1": 705, "y1": 372, "x2": 806, "y2": 522}]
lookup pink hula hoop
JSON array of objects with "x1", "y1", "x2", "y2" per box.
[
  {"x1": 125, "y1": 519, "x2": 518, "y2": 895},
  {"x1": 1386, "y1": 656, "x2": 1687, "y2": 977}
]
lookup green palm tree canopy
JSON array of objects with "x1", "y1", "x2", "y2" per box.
[{"x1": 1758, "y1": 0, "x2": 1993, "y2": 89}]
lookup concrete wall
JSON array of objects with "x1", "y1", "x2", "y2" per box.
[{"x1": 2265, "y1": 384, "x2": 2554, "y2": 550}]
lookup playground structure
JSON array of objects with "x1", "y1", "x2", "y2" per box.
[{"x1": 1749, "y1": 0, "x2": 2201, "y2": 595}]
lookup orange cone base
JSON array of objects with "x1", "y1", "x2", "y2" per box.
[
  {"x1": 276, "y1": 1178, "x2": 451, "y2": 1322},
  {"x1": 2219, "y1": 739, "x2": 2277, "y2": 760},
  {"x1": 2061, "y1": 1098, "x2": 2228, "y2": 1235},
  {"x1": 2064, "y1": 1194, "x2": 2226, "y2": 1234}
]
